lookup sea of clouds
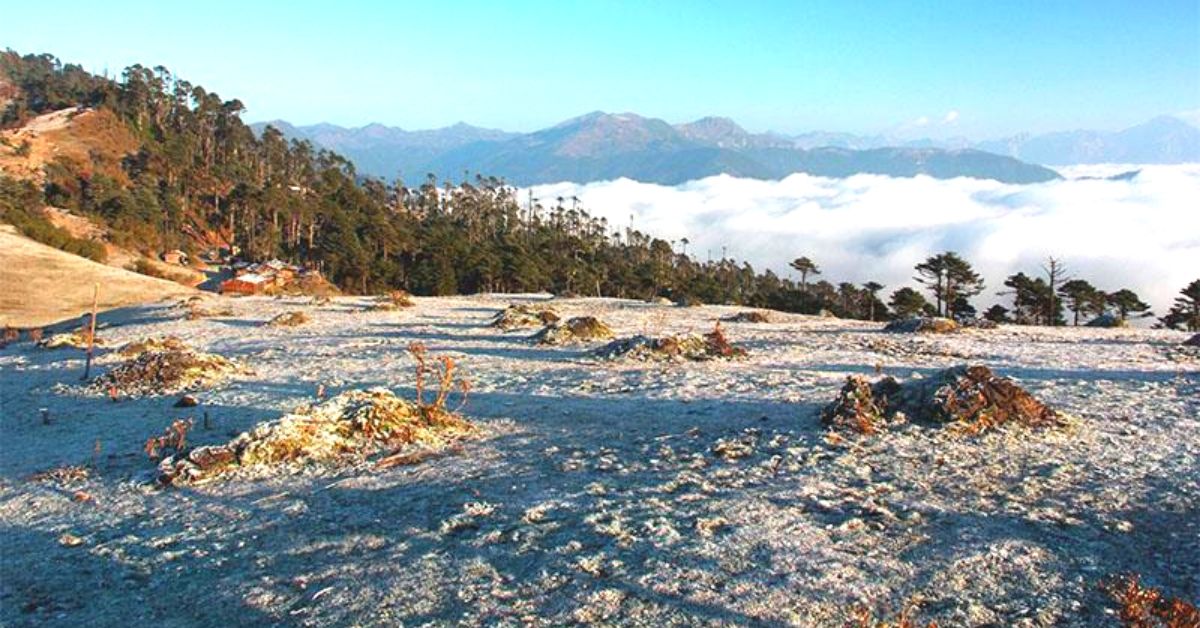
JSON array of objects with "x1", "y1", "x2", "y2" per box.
[{"x1": 529, "y1": 164, "x2": 1200, "y2": 317}]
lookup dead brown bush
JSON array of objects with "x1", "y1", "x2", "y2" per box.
[
  {"x1": 267, "y1": 311, "x2": 310, "y2": 327},
  {"x1": 144, "y1": 419, "x2": 193, "y2": 459},
  {"x1": 1103, "y1": 574, "x2": 1200, "y2": 628}
]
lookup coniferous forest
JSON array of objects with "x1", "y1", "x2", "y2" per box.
[{"x1": 1, "y1": 50, "x2": 1195, "y2": 330}]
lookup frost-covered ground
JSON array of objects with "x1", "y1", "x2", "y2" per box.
[{"x1": 1, "y1": 294, "x2": 1197, "y2": 626}]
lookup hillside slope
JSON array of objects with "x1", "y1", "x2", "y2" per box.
[{"x1": 0, "y1": 226, "x2": 193, "y2": 328}]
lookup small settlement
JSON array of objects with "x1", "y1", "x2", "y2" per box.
[{"x1": 219, "y1": 259, "x2": 308, "y2": 295}]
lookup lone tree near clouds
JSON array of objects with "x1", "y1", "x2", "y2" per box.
[
  {"x1": 790, "y1": 257, "x2": 820, "y2": 292},
  {"x1": 914, "y1": 252, "x2": 985, "y2": 318}
]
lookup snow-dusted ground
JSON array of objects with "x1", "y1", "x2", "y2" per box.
[{"x1": 1, "y1": 294, "x2": 1197, "y2": 626}]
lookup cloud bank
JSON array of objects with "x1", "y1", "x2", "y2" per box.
[{"x1": 529, "y1": 165, "x2": 1200, "y2": 316}]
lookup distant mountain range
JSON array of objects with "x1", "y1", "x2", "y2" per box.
[{"x1": 251, "y1": 113, "x2": 1200, "y2": 186}]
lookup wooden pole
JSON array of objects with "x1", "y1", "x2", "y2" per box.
[{"x1": 81, "y1": 283, "x2": 98, "y2": 380}]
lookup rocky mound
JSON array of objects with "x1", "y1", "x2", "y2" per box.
[
  {"x1": 532, "y1": 316, "x2": 614, "y2": 345},
  {"x1": 92, "y1": 346, "x2": 240, "y2": 396},
  {"x1": 491, "y1": 304, "x2": 561, "y2": 330},
  {"x1": 821, "y1": 365, "x2": 1061, "y2": 436},
  {"x1": 883, "y1": 317, "x2": 960, "y2": 334},
  {"x1": 595, "y1": 326, "x2": 748, "y2": 362},
  {"x1": 1185, "y1": 333, "x2": 1200, "y2": 347},
  {"x1": 157, "y1": 388, "x2": 475, "y2": 485},
  {"x1": 721, "y1": 311, "x2": 771, "y2": 323}
]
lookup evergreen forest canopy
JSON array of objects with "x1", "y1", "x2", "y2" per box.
[{"x1": 0, "y1": 50, "x2": 1196, "y2": 330}]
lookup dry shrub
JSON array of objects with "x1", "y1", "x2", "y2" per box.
[
  {"x1": 92, "y1": 347, "x2": 240, "y2": 397},
  {"x1": 532, "y1": 316, "x2": 614, "y2": 345},
  {"x1": 822, "y1": 375, "x2": 890, "y2": 435},
  {"x1": 821, "y1": 365, "x2": 1061, "y2": 436},
  {"x1": 386, "y1": 290, "x2": 414, "y2": 308},
  {"x1": 157, "y1": 343, "x2": 474, "y2": 485},
  {"x1": 267, "y1": 311, "x2": 310, "y2": 327},
  {"x1": 28, "y1": 465, "x2": 91, "y2": 485},
  {"x1": 492, "y1": 303, "x2": 561, "y2": 330},
  {"x1": 144, "y1": 419, "x2": 193, "y2": 459},
  {"x1": 27, "y1": 328, "x2": 44, "y2": 343},
  {"x1": 883, "y1": 317, "x2": 960, "y2": 334},
  {"x1": 721, "y1": 310, "x2": 771, "y2": 323},
  {"x1": 704, "y1": 322, "x2": 747, "y2": 358},
  {"x1": 1103, "y1": 574, "x2": 1200, "y2": 628},
  {"x1": 2, "y1": 326, "x2": 18, "y2": 347}
]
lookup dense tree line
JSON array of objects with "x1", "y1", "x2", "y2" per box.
[{"x1": 1, "y1": 50, "x2": 1193, "y2": 329}]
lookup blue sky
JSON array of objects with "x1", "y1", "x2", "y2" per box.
[{"x1": 3, "y1": 0, "x2": 1197, "y2": 137}]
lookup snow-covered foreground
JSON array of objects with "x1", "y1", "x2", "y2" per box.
[{"x1": 1, "y1": 294, "x2": 1197, "y2": 626}]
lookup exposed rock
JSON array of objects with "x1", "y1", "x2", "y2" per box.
[
  {"x1": 174, "y1": 394, "x2": 199, "y2": 408},
  {"x1": 821, "y1": 365, "x2": 1061, "y2": 436},
  {"x1": 491, "y1": 304, "x2": 561, "y2": 330},
  {"x1": 1185, "y1": 333, "x2": 1200, "y2": 347},
  {"x1": 532, "y1": 316, "x2": 614, "y2": 345},
  {"x1": 157, "y1": 388, "x2": 475, "y2": 485},
  {"x1": 883, "y1": 317, "x2": 959, "y2": 334}
]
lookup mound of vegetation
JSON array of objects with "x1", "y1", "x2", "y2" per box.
[
  {"x1": 267, "y1": 311, "x2": 310, "y2": 327},
  {"x1": 532, "y1": 316, "x2": 614, "y2": 345},
  {"x1": 368, "y1": 290, "x2": 414, "y2": 311},
  {"x1": 491, "y1": 303, "x2": 560, "y2": 330},
  {"x1": 157, "y1": 344, "x2": 474, "y2": 485},
  {"x1": 721, "y1": 310, "x2": 771, "y2": 323},
  {"x1": 119, "y1": 335, "x2": 185, "y2": 356},
  {"x1": 821, "y1": 365, "x2": 1061, "y2": 436},
  {"x1": 92, "y1": 345, "x2": 239, "y2": 396},
  {"x1": 883, "y1": 317, "x2": 960, "y2": 334},
  {"x1": 594, "y1": 324, "x2": 748, "y2": 362},
  {"x1": 38, "y1": 329, "x2": 99, "y2": 350}
]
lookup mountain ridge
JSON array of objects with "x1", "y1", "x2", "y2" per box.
[{"x1": 252, "y1": 112, "x2": 1066, "y2": 185}]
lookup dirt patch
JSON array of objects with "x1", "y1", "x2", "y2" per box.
[
  {"x1": 157, "y1": 388, "x2": 476, "y2": 485},
  {"x1": 821, "y1": 365, "x2": 1061, "y2": 436},
  {"x1": 491, "y1": 304, "x2": 561, "y2": 330},
  {"x1": 532, "y1": 316, "x2": 614, "y2": 345},
  {"x1": 91, "y1": 347, "x2": 241, "y2": 397},
  {"x1": 883, "y1": 317, "x2": 960, "y2": 334}
]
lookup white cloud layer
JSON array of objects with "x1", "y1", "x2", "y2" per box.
[{"x1": 530, "y1": 165, "x2": 1200, "y2": 317}]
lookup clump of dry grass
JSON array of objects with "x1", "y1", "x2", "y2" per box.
[
  {"x1": 822, "y1": 365, "x2": 1061, "y2": 436},
  {"x1": 28, "y1": 464, "x2": 91, "y2": 486},
  {"x1": 267, "y1": 311, "x2": 310, "y2": 327},
  {"x1": 2, "y1": 326, "x2": 19, "y2": 347},
  {"x1": 144, "y1": 419, "x2": 193, "y2": 459},
  {"x1": 1103, "y1": 574, "x2": 1200, "y2": 628},
  {"x1": 846, "y1": 604, "x2": 937, "y2": 628},
  {"x1": 532, "y1": 316, "x2": 614, "y2": 345},
  {"x1": 157, "y1": 342, "x2": 474, "y2": 485},
  {"x1": 37, "y1": 327, "x2": 100, "y2": 350},
  {"x1": 721, "y1": 310, "x2": 771, "y2": 323},
  {"x1": 492, "y1": 303, "x2": 561, "y2": 330},
  {"x1": 92, "y1": 347, "x2": 240, "y2": 397}
]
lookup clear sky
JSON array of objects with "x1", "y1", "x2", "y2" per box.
[{"x1": 3, "y1": 0, "x2": 1198, "y2": 137}]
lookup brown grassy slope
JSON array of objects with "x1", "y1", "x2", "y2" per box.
[
  {"x1": 0, "y1": 107, "x2": 139, "y2": 184},
  {"x1": 0, "y1": 226, "x2": 193, "y2": 328}
]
